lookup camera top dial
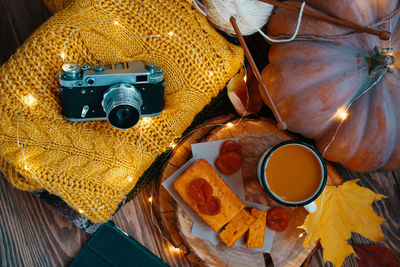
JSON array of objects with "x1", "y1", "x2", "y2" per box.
[{"x1": 62, "y1": 63, "x2": 82, "y2": 80}]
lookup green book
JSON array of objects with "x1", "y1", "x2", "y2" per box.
[{"x1": 70, "y1": 221, "x2": 169, "y2": 267}]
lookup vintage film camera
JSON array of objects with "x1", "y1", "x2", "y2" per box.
[{"x1": 58, "y1": 61, "x2": 165, "y2": 129}]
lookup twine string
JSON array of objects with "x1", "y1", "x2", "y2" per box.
[
  {"x1": 298, "y1": 187, "x2": 326, "y2": 238},
  {"x1": 208, "y1": 0, "x2": 306, "y2": 43},
  {"x1": 322, "y1": 68, "x2": 388, "y2": 156},
  {"x1": 202, "y1": 0, "x2": 395, "y2": 167},
  {"x1": 62, "y1": 20, "x2": 212, "y2": 75},
  {"x1": 267, "y1": 3, "x2": 400, "y2": 42},
  {"x1": 148, "y1": 60, "x2": 250, "y2": 240},
  {"x1": 322, "y1": 9, "x2": 392, "y2": 157},
  {"x1": 148, "y1": 1, "x2": 396, "y2": 246},
  {"x1": 312, "y1": 8, "x2": 394, "y2": 237},
  {"x1": 16, "y1": 3, "x2": 395, "y2": 246},
  {"x1": 150, "y1": 183, "x2": 167, "y2": 241},
  {"x1": 17, "y1": 17, "x2": 232, "y2": 216}
]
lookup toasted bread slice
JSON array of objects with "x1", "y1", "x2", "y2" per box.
[
  {"x1": 174, "y1": 159, "x2": 245, "y2": 232},
  {"x1": 246, "y1": 208, "x2": 267, "y2": 248},
  {"x1": 219, "y1": 209, "x2": 255, "y2": 248}
]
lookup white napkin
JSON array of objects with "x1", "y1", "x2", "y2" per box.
[{"x1": 162, "y1": 139, "x2": 275, "y2": 253}]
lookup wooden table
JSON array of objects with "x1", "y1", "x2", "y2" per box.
[
  {"x1": 1, "y1": 166, "x2": 400, "y2": 266},
  {"x1": 1, "y1": 1, "x2": 400, "y2": 266}
]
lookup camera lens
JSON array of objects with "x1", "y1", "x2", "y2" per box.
[
  {"x1": 102, "y1": 83, "x2": 143, "y2": 129},
  {"x1": 108, "y1": 105, "x2": 139, "y2": 129}
]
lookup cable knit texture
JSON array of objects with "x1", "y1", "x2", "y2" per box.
[
  {"x1": 0, "y1": 0, "x2": 243, "y2": 222},
  {"x1": 44, "y1": 0, "x2": 74, "y2": 13}
]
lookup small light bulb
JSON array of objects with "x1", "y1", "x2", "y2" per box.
[
  {"x1": 127, "y1": 177, "x2": 133, "y2": 182},
  {"x1": 120, "y1": 229, "x2": 129, "y2": 236},
  {"x1": 335, "y1": 107, "x2": 349, "y2": 121},
  {"x1": 299, "y1": 233, "x2": 304, "y2": 238},
  {"x1": 169, "y1": 245, "x2": 181, "y2": 253},
  {"x1": 148, "y1": 197, "x2": 152, "y2": 203},
  {"x1": 24, "y1": 165, "x2": 29, "y2": 170},
  {"x1": 169, "y1": 141, "x2": 177, "y2": 148},
  {"x1": 114, "y1": 21, "x2": 119, "y2": 25},
  {"x1": 23, "y1": 94, "x2": 37, "y2": 107},
  {"x1": 61, "y1": 52, "x2": 65, "y2": 59},
  {"x1": 226, "y1": 122, "x2": 234, "y2": 128},
  {"x1": 141, "y1": 117, "x2": 151, "y2": 123},
  {"x1": 78, "y1": 209, "x2": 84, "y2": 213},
  {"x1": 209, "y1": 71, "x2": 213, "y2": 76},
  {"x1": 168, "y1": 31, "x2": 174, "y2": 36}
]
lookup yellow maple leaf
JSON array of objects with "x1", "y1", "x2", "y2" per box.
[{"x1": 299, "y1": 179, "x2": 386, "y2": 267}]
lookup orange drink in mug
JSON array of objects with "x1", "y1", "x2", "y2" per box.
[{"x1": 257, "y1": 141, "x2": 327, "y2": 212}]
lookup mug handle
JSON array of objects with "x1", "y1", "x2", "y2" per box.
[{"x1": 304, "y1": 202, "x2": 317, "y2": 213}]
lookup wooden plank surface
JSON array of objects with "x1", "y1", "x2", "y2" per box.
[
  {"x1": 2, "y1": 164, "x2": 400, "y2": 267},
  {"x1": 0, "y1": 0, "x2": 399, "y2": 266},
  {"x1": 0, "y1": 170, "x2": 194, "y2": 267},
  {"x1": 0, "y1": 0, "x2": 51, "y2": 64},
  {"x1": 0, "y1": 173, "x2": 89, "y2": 266},
  {"x1": 113, "y1": 184, "x2": 193, "y2": 267},
  {"x1": 0, "y1": 0, "x2": 20, "y2": 64}
]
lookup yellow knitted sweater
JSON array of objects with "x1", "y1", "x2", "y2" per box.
[{"x1": 0, "y1": 0, "x2": 243, "y2": 222}]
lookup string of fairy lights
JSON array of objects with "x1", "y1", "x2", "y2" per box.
[
  {"x1": 322, "y1": 12, "x2": 393, "y2": 156},
  {"x1": 15, "y1": 1, "x2": 393, "y2": 255},
  {"x1": 203, "y1": 0, "x2": 321, "y2": 239},
  {"x1": 17, "y1": 15, "x2": 248, "y2": 252},
  {"x1": 193, "y1": 0, "x2": 395, "y2": 239},
  {"x1": 18, "y1": 17, "x2": 226, "y2": 215},
  {"x1": 208, "y1": 0, "x2": 306, "y2": 42}
]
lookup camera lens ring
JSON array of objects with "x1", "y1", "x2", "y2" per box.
[{"x1": 102, "y1": 83, "x2": 143, "y2": 129}]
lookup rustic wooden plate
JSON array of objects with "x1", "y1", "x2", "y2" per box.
[{"x1": 153, "y1": 116, "x2": 343, "y2": 267}]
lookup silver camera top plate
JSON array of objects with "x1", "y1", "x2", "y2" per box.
[{"x1": 59, "y1": 61, "x2": 164, "y2": 88}]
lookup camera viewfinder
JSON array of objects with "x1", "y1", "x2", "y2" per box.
[{"x1": 136, "y1": 75, "x2": 148, "y2": 82}]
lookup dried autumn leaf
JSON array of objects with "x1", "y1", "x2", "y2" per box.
[
  {"x1": 353, "y1": 244, "x2": 400, "y2": 267},
  {"x1": 227, "y1": 67, "x2": 263, "y2": 116},
  {"x1": 299, "y1": 180, "x2": 386, "y2": 267}
]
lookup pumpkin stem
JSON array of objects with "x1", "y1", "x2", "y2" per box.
[{"x1": 366, "y1": 46, "x2": 395, "y2": 75}]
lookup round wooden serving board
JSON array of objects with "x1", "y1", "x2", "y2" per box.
[{"x1": 154, "y1": 116, "x2": 344, "y2": 267}]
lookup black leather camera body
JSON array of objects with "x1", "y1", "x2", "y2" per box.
[{"x1": 58, "y1": 61, "x2": 165, "y2": 129}]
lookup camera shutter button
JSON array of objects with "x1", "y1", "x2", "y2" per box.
[{"x1": 62, "y1": 62, "x2": 81, "y2": 79}]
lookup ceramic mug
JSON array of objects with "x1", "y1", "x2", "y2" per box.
[{"x1": 257, "y1": 140, "x2": 327, "y2": 213}]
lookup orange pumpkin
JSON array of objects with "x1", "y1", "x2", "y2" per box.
[{"x1": 261, "y1": 0, "x2": 400, "y2": 172}]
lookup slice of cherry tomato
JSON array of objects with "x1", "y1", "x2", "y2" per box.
[
  {"x1": 190, "y1": 178, "x2": 213, "y2": 205},
  {"x1": 267, "y1": 207, "x2": 289, "y2": 232},
  {"x1": 220, "y1": 140, "x2": 243, "y2": 156},
  {"x1": 198, "y1": 196, "x2": 221, "y2": 216},
  {"x1": 215, "y1": 152, "x2": 242, "y2": 175}
]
